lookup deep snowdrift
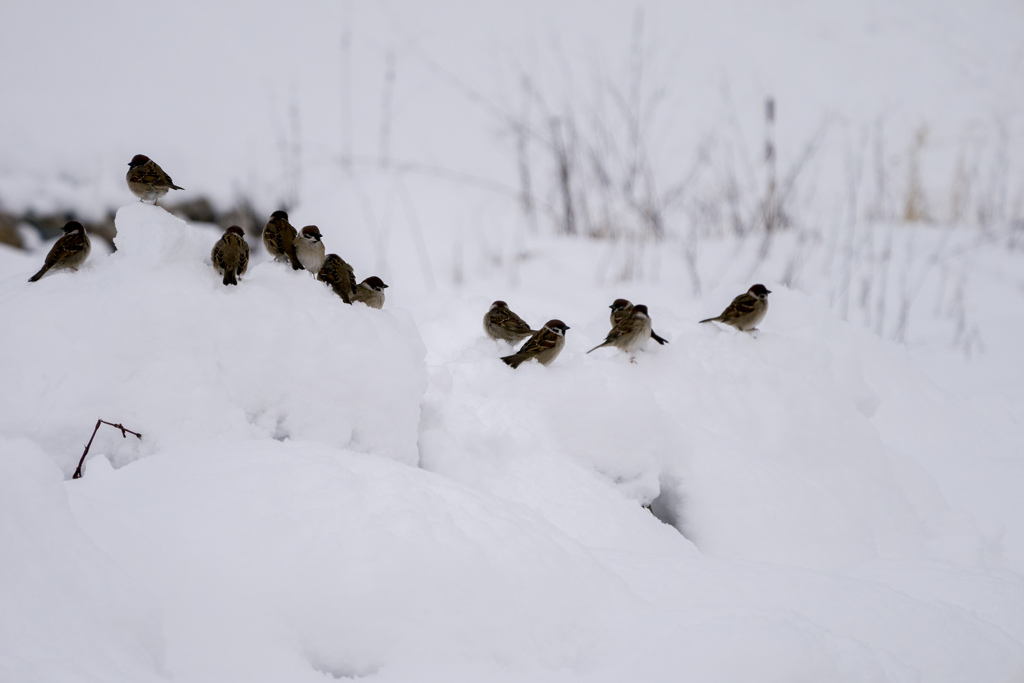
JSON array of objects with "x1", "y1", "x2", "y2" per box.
[
  {"x1": 2, "y1": 206, "x2": 1024, "y2": 682},
  {"x1": 0, "y1": 202, "x2": 426, "y2": 472}
]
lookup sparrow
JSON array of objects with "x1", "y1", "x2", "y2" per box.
[
  {"x1": 352, "y1": 276, "x2": 389, "y2": 309},
  {"x1": 610, "y1": 298, "x2": 669, "y2": 345},
  {"x1": 316, "y1": 253, "x2": 357, "y2": 302},
  {"x1": 27, "y1": 221, "x2": 91, "y2": 282},
  {"x1": 700, "y1": 284, "x2": 771, "y2": 331},
  {"x1": 484, "y1": 301, "x2": 537, "y2": 343},
  {"x1": 210, "y1": 226, "x2": 250, "y2": 286},
  {"x1": 295, "y1": 225, "x2": 326, "y2": 275},
  {"x1": 262, "y1": 210, "x2": 302, "y2": 270},
  {"x1": 501, "y1": 320, "x2": 570, "y2": 369},
  {"x1": 588, "y1": 304, "x2": 653, "y2": 360},
  {"x1": 126, "y1": 154, "x2": 183, "y2": 204}
]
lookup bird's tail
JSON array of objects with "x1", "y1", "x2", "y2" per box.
[
  {"x1": 651, "y1": 330, "x2": 669, "y2": 345},
  {"x1": 223, "y1": 270, "x2": 238, "y2": 286},
  {"x1": 501, "y1": 354, "x2": 525, "y2": 369},
  {"x1": 288, "y1": 247, "x2": 303, "y2": 271},
  {"x1": 332, "y1": 284, "x2": 352, "y2": 304},
  {"x1": 171, "y1": 184, "x2": 185, "y2": 190},
  {"x1": 27, "y1": 265, "x2": 50, "y2": 282},
  {"x1": 699, "y1": 317, "x2": 717, "y2": 324},
  {"x1": 586, "y1": 342, "x2": 606, "y2": 354}
]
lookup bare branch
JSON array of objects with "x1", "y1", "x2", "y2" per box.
[{"x1": 72, "y1": 420, "x2": 142, "y2": 480}]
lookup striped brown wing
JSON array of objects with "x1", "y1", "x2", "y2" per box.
[{"x1": 129, "y1": 160, "x2": 182, "y2": 189}]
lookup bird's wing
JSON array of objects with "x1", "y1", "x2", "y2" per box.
[
  {"x1": 130, "y1": 161, "x2": 180, "y2": 189},
  {"x1": 237, "y1": 241, "x2": 249, "y2": 274},
  {"x1": 722, "y1": 293, "x2": 758, "y2": 320},
  {"x1": 493, "y1": 309, "x2": 534, "y2": 335},
  {"x1": 44, "y1": 232, "x2": 84, "y2": 268},
  {"x1": 517, "y1": 328, "x2": 558, "y2": 357}
]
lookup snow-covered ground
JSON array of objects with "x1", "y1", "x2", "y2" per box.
[
  {"x1": 3, "y1": 1, "x2": 1024, "y2": 681},
  {"x1": 3, "y1": 202, "x2": 1024, "y2": 682}
]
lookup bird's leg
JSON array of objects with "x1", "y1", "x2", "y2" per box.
[{"x1": 630, "y1": 356, "x2": 637, "y2": 364}]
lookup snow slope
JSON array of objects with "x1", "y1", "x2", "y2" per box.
[
  {"x1": 0, "y1": 203, "x2": 425, "y2": 471},
  {"x1": 3, "y1": 0, "x2": 1024, "y2": 680},
  {"x1": 3, "y1": 205, "x2": 1024, "y2": 681}
]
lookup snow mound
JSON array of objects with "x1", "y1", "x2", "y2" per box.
[
  {"x1": 0, "y1": 438, "x2": 163, "y2": 683},
  {"x1": 67, "y1": 441, "x2": 646, "y2": 680},
  {"x1": 0, "y1": 203, "x2": 426, "y2": 472},
  {"x1": 420, "y1": 284, "x2": 989, "y2": 570}
]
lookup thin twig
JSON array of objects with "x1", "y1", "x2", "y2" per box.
[{"x1": 72, "y1": 419, "x2": 142, "y2": 480}]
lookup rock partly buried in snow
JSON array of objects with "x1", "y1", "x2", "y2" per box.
[{"x1": 0, "y1": 203, "x2": 427, "y2": 472}]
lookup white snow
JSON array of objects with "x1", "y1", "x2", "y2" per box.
[
  {"x1": 3, "y1": 1, "x2": 1024, "y2": 681},
  {"x1": 0, "y1": 203, "x2": 426, "y2": 471},
  {"x1": 4, "y1": 203, "x2": 1024, "y2": 682}
]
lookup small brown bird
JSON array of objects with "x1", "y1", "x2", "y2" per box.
[
  {"x1": 295, "y1": 225, "x2": 326, "y2": 275},
  {"x1": 700, "y1": 284, "x2": 771, "y2": 332},
  {"x1": 352, "y1": 276, "x2": 388, "y2": 309},
  {"x1": 610, "y1": 299, "x2": 668, "y2": 345},
  {"x1": 262, "y1": 210, "x2": 301, "y2": 270},
  {"x1": 484, "y1": 301, "x2": 537, "y2": 344},
  {"x1": 27, "y1": 221, "x2": 91, "y2": 282},
  {"x1": 589, "y1": 304, "x2": 653, "y2": 360},
  {"x1": 126, "y1": 154, "x2": 183, "y2": 204},
  {"x1": 317, "y1": 253, "x2": 357, "y2": 302},
  {"x1": 501, "y1": 320, "x2": 570, "y2": 369},
  {"x1": 210, "y1": 226, "x2": 250, "y2": 286}
]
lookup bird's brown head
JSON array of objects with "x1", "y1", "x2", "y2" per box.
[
  {"x1": 270, "y1": 210, "x2": 288, "y2": 220},
  {"x1": 128, "y1": 154, "x2": 150, "y2": 168},
  {"x1": 491, "y1": 300, "x2": 508, "y2": 309},
  {"x1": 301, "y1": 226, "x2": 322, "y2": 241},
  {"x1": 62, "y1": 221, "x2": 85, "y2": 233},
  {"x1": 632, "y1": 304, "x2": 649, "y2": 316},
  {"x1": 225, "y1": 226, "x2": 245, "y2": 237},
  {"x1": 749, "y1": 284, "x2": 771, "y2": 299},
  {"x1": 610, "y1": 298, "x2": 632, "y2": 311},
  {"x1": 545, "y1": 319, "x2": 570, "y2": 334},
  {"x1": 363, "y1": 276, "x2": 388, "y2": 291}
]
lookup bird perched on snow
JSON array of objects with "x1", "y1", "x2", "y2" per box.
[
  {"x1": 262, "y1": 210, "x2": 301, "y2": 270},
  {"x1": 126, "y1": 154, "x2": 183, "y2": 204},
  {"x1": 295, "y1": 225, "x2": 326, "y2": 275},
  {"x1": 610, "y1": 298, "x2": 669, "y2": 345},
  {"x1": 501, "y1": 320, "x2": 570, "y2": 369},
  {"x1": 588, "y1": 304, "x2": 653, "y2": 361},
  {"x1": 210, "y1": 226, "x2": 250, "y2": 286},
  {"x1": 316, "y1": 253, "x2": 357, "y2": 302},
  {"x1": 484, "y1": 301, "x2": 537, "y2": 344},
  {"x1": 352, "y1": 276, "x2": 389, "y2": 309},
  {"x1": 27, "y1": 221, "x2": 91, "y2": 282},
  {"x1": 700, "y1": 284, "x2": 771, "y2": 332}
]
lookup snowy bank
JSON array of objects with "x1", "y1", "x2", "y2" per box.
[{"x1": 0, "y1": 202, "x2": 427, "y2": 472}]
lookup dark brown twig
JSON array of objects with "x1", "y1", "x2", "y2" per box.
[{"x1": 72, "y1": 419, "x2": 142, "y2": 480}]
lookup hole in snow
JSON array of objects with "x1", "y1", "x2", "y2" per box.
[
  {"x1": 272, "y1": 414, "x2": 290, "y2": 442},
  {"x1": 310, "y1": 658, "x2": 379, "y2": 680},
  {"x1": 649, "y1": 475, "x2": 690, "y2": 540}
]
